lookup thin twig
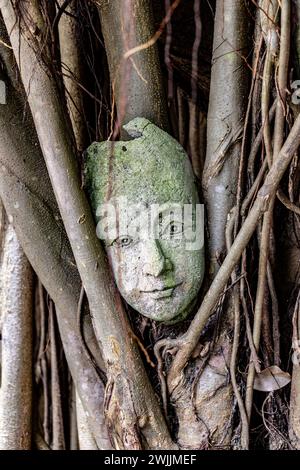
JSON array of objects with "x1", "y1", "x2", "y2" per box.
[
  {"x1": 123, "y1": 0, "x2": 182, "y2": 60},
  {"x1": 267, "y1": 262, "x2": 280, "y2": 365},
  {"x1": 248, "y1": 100, "x2": 277, "y2": 180}
]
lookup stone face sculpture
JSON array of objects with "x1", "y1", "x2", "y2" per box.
[{"x1": 85, "y1": 118, "x2": 205, "y2": 323}]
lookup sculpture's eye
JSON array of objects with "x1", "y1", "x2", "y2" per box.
[
  {"x1": 113, "y1": 236, "x2": 133, "y2": 248},
  {"x1": 161, "y1": 221, "x2": 184, "y2": 239}
]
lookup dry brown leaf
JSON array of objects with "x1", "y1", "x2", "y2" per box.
[{"x1": 254, "y1": 366, "x2": 291, "y2": 392}]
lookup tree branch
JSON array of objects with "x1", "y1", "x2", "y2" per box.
[
  {"x1": 0, "y1": 14, "x2": 110, "y2": 449},
  {"x1": 162, "y1": 108, "x2": 300, "y2": 389}
]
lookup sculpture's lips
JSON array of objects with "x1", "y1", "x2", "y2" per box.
[{"x1": 141, "y1": 283, "x2": 182, "y2": 299}]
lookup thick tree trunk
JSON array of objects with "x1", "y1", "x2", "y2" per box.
[
  {"x1": 98, "y1": 0, "x2": 169, "y2": 131},
  {"x1": 203, "y1": 0, "x2": 249, "y2": 274},
  {"x1": 0, "y1": 224, "x2": 33, "y2": 449},
  {"x1": 198, "y1": 0, "x2": 250, "y2": 447}
]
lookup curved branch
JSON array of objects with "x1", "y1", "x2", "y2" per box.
[
  {"x1": 0, "y1": 14, "x2": 110, "y2": 449},
  {"x1": 162, "y1": 109, "x2": 300, "y2": 388}
]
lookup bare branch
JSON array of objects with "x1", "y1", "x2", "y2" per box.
[
  {"x1": 0, "y1": 14, "x2": 110, "y2": 449},
  {"x1": 163, "y1": 107, "x2": 300, "y2": 388}
]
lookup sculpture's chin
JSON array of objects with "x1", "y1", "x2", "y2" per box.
[
  {"x1": 118, "y1": 280, "x2": 202, "y2": 323},
  {"x1": 154, "y1": 309, "x2": 191, "y2": 325},
  {"x1": 125, "y1": 297, "x2": 197, "y2": 324}
]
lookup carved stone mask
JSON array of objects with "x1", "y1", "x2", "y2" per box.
[{"x1": 85, "y1": 118, "x2": 205, "y2": 323}]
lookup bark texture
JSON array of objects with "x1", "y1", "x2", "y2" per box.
[
  {"x1": 76, "y1": 393, "x2": 98, "y2": 450},
  {"x1": 98, "y1": 0, "x2": 169, "y2": 131},
  {"x1": 195, "y1": 0, "x2": 250, "y2": 447},
  {"x1": 0, "y1": 15, "x2": 110, "y2": 449},
  {"x1": 203, "y1": 0, "x2": 249, "y2": 273},
  {"x1": 58, "y1": 0, "x2": 87, "y2": 153},
  {"x1": 0, "y1": 224, "x2": 33, "y2": 449}
]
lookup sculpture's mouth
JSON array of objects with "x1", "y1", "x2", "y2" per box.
[{"x1": 141, "y1": 282, "x2": 182, "y2": 300}]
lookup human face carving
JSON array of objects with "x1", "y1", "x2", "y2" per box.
[
  {"x1": 101, "y1": 199, "x2": 204, "y2": 323},
  {"x1": 85, "y1": 118, "x2": 205, "y2": 323}
]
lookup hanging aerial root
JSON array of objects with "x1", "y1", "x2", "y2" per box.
[{"x1": 156, "y1": 106, "x2": 300, "y2": 399}]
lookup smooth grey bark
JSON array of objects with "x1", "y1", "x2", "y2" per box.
[
  {"x1": 58, "y1": 0, "x2": 86, "y2": 153},
  {"x1": 203, "y1": 0, "x2": 249, "y2": 274},
  {"x1": 0, "y1": 1, "x2": 174, "y2": 450},
  {"x1": 76, "y1": 393, "x2": 98, "y2": 450},
  {"x1": 0, "y1": 224, "x2": 33, "y2": 449},
  {"x1": 190, "y1": 0, "x2": 250, "y2": 447},
  {"x1": 0, "y1": 17, "x2": 110, "y2": 450},
  {"x1": 98, "y1": 0, "x2": 169, "y2": 131},
  {"x1": 49, "y1": 306, "x2": 66, "y2": 450}
]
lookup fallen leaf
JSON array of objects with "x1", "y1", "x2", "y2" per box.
[{"x1": 254, "y1": 365, "x2": 291, "y2": 392}]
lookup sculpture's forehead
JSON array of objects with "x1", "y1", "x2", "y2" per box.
[
  {"x1": 85, "y1": 117, "x2": 198, "y2": 215},
  {"x1": 86, "y1": 137, "x2": 195, "y2": 208},
  {"x1": 107, "y1": 162, "x2": 194, "y2": 205}
]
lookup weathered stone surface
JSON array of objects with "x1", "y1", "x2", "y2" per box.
[{"x1": 85, "y1": 118, "x2": 205, "y2": 323}]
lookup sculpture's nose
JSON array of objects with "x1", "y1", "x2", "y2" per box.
[{"x1": 142, "y1": 240, "x2": 172, "y2": 277}]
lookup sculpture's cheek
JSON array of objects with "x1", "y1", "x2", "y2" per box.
[{"x1": 108, "y1": 249, "x2": 140, "y2": 294}]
